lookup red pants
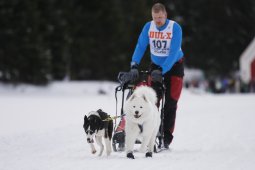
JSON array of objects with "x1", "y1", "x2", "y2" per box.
[{"x1": 151, "y1": 59, "x2": 184, "y2": 144}]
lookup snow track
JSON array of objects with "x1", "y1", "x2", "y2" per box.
[{"x1": 1, "y1": 82, "x2": 255, "y2": 170}]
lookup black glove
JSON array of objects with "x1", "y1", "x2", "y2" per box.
[
  {"x1": 118, "y1": 72, "x2": 133, "y2": 83},
  {"x1": 151, "y1": 69, "x2": 162, "y2": 83},
  {"x1": 130, "y1": 68, "x2": 139, "y2": 81},
  {"x1": 129, "y1": 62, "x2": 139, "y2": 81}
]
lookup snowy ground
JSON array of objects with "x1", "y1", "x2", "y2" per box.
[{"x1": 0, "y1": 81, "x2": 255, "y2": 170}]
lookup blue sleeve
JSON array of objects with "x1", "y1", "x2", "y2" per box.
[
  {"x1": 161, "y1": 22, "x2": 183, "y2": 74},
  {"x1": 131, "y1": 22, "x2": 150, "y2": 65}
]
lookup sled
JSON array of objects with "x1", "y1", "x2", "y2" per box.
[{"x1": 112, "y1": 71, "x2": 165, "y2": 152}]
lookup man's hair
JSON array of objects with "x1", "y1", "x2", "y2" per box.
[{"x1": 152, "y1": 3, "x2": 166, "y2": 13}]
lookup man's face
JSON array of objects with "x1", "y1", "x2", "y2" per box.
[{"x1": 152, "y1": 11, "x2": 167, "y2": 28}]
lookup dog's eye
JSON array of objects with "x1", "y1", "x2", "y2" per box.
[
  {"x1": 85, "y1": 130, "x2": 94, "y2": 135},
  {"x1": 140, "y1": 106, "x2": 143, "y2": 108},
  {"x1": 133, "y1": 106, "x2": 136, "y2": 108}
]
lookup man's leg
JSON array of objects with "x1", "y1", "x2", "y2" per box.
[{"x1": 163, "y1": 62, "x2": 184, "y2": 148}]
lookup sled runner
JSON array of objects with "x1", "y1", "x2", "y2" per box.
[{"x1": 112, "y1": 70, "x2": 166, "y2": 152}]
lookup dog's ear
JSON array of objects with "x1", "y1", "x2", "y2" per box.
[
  {"x1": 130, "y1": 94, "x2": 136, "y2": 101},
  {"x1": 83, "y1": 115, "x2": 88, "y2": 129},
  {"x1": 142, "y1": 95, "x2": 148, "y2": 103},
  {"x1": 84, "y1": 115, "x2": 89, "y2": 123}
]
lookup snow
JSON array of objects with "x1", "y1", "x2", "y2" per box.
[{"x1": 0, "y1": 81, "x2": 255, "y2": 170}]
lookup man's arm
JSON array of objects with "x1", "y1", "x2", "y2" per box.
[
  {"x1": 161, "y1": 22, "x2": 183, "y2": 74},
  {"x1": 131, "y1": 22, "x2": 151, "y2": 65}
]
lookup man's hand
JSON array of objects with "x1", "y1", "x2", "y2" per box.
[
  {"x1": 130, "y1": 62, "x2": 139, "y2": 81},
  {"x1": 151, "y1": 69, "x2": 162, "y2": 83},
  {"x1": 130, "y1": 68, "x2": 139, "y2": 81}
]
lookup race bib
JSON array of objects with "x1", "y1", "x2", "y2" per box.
[{"x1": 149, "y1": 21, "x2": 174, "y2": 57}]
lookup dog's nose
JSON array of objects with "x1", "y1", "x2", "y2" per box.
[
  {"x1": 135, "y1": 111, "x2": 139, "y2": 114},
  {"x1": 87, "y1": 138, "x2": 94, "y2": 143}
]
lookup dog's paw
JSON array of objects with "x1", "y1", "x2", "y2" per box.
[
  {"x1": 127, "y1": 152, "x2": 135, "y2": 159},
  {"x1": 91, "y1": 150, "x2": 97, "y2": 154},
  {"x1": 145, "y1": 152, "x2": 152, "y2": 158}
]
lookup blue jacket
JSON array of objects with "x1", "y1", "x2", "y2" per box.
[{"x1": 131, "y1": 19, "x2": 183, "y2": 74}]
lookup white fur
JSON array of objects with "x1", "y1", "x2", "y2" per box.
[{"x1": 124, "y1": 86, "x2": 160, "y2": 156}]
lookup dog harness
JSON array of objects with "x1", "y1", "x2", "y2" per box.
[{"x1": 97, "y1": 109, "x2": 112, "y2": 138}]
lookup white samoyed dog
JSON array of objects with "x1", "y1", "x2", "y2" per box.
[{"x1": 124, "y1": 86, "x2": 160, "y2": 159}]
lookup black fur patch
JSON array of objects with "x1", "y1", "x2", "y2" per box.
[
  {"x1": 138, "y1": 124, "x2": 143, "y2": 133},
  {"x1": 83, "y1": 115, "x2": 103, "y2": 134},
  {"x1": 83, "y1": 110, "x2": 113, "y2": 140},
  {"x1": 127, "y1": 152, "x2": 135, "y2": 159}
]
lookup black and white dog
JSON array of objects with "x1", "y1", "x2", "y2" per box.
[{"x1": 83, "y1": 109, "x2": 113, "y2": 156}]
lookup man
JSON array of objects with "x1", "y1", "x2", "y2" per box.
[{"x1": 129, "y1": 3, "x2": 184, "y2": 149}]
